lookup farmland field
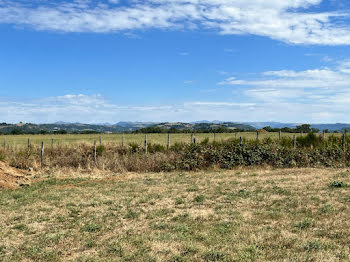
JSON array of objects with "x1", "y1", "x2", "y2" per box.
[
  {"x1": 1, "y1": 168, "x2": 350, "y2": 261},
  {"x1": 0, "y1": 132, "x2": 342, "y2": 147}
]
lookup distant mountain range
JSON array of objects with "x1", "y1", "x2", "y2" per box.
[
  {"x1": 194, "y1": 121, "x2": 350, "y2": 132},
  {"x1": 0, "y1": 121, "x2": 350, "y2": 134},
  {"x1": 240, "y1": 122, "x2": 350, "y2": 132}
]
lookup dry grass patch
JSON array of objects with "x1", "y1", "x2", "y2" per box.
[{"x1": 1, "y1": 168, "x2": 350, "y2": 261}]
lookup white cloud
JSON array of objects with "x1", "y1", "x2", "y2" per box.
[
  {"x1": 0, "y1": 94, "x2": 257, "y2": 123},
  {"x1": 217, "y1": 60, "x2": 350, "y2": 122},
  {"x1": 1, "y1": 92, "x2": 350, "y2": 123},
  {"x1": 0, "y1": 0, "x2": 350, "y2": 45},
  {"x1": 219, "y1": 68, "x2": 350, "y2": 90}
]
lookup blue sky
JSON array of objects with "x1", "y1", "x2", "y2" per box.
[{"x1": 1, "y1": 0, "x2": 350, "y2": 123}]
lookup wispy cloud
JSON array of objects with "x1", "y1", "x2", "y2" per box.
[
  {"x1": 0, "y1": 94, "x2": 259, "y2": 123},
  {"x1": 0, "y1": 0, "x2": 350, "y2": 45},
  {"x1": 217, "y1": 59, "x2": 350, "y2": 122},
  {"x1": 1, "y1": 92, "x2": 349, "y2": 123}
]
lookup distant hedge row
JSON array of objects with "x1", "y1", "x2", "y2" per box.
[{"x1": 2, "y1": 133, "x2": 350, "y2": 172}]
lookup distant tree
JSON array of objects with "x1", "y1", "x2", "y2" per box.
[
  {"x1": 39, "y1": 129, "x2": 49, "y2": 134},
  {"x1": 11, "y1": 128, "x2": 23, "y2": 135},
  {"x1": 296, "y1": 124, "x2": 311, "y2": 133},
  {"x1": 281, "y1": 127, "x2": 293, "y2": 133},
  {"x1": 55, "y1": 129, "x2": 67, "y2": 134},
  {"x1": 263, "y1": 126, "x2": 273, "y2": 132},
  {"x1": 80, "y1": 130, "x2": 99, "y2": 134}
]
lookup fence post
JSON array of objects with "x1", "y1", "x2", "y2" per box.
[
  {"x1": 256, "y1": 131, "x2": 259, "y2": 141},
  {"x1": 122, "y1": 134, "x2": 125, "y2": 147},
  {"x1": 279, "y1": 130, "x2": 281, "y2": 140},
  {"x1": 191, "y1": 134, "x2": 194, "y2": 144},
  {"x1": 99, "y1": 136, "x2": 102, "y2": 145},
  {"x1": 28, "y1": 138, "x2": 30, "y2": 148},
  {"x1": 94, "y1": 141, "x2": 97, "y2": 162},
  {"x1": 145, "y1": 134, "x2": 148, "y2": 153},
  {"x1": 167, "y1": 133, "x2": 170, "y2": 149},
  {"x1": 41, "y1": 142, "x2": 44, "y2": 167},
  {"x1": 240, "y1": 136, "x2": 243, "y2": 145},
  {"x1": 293, "y1": 135, "x2": 296, "y2": 149},
  {"x1": 193, "y1": 137, "x2": 196, "y2": 145}
]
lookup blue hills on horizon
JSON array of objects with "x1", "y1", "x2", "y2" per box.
[{"x1": 1, "y1": 121, "x2": 350, "y2": 133}]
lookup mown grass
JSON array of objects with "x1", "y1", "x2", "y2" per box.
[
  {"x1": 1, "y1": 168, "x2": 350, "y2": 261},
  {"x1": 0, "y1": 132, "x2": 342, "y2": 147}
]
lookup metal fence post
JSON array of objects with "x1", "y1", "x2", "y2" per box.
[
  {"x1": 94, "y1": 141, "x2": 97, "y2": 162},
  {"x1": 41, "y1": 142, "x2": 44, "y2": 167},
  {"x1": 145, "y1": 135, "x2": 148, "y2": 153}
]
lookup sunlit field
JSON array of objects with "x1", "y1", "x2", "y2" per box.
[
  {"x1": 0, "y1": 132, "x2": 342, "y2": 148},
  {"x1": 1, "y1": 168, "x2": 350, "y2": 261}
]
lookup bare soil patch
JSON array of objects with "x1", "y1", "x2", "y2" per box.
[{"x1": 0, "y1": 161, "x2": 31, "y2": 189}]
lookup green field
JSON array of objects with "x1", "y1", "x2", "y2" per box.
[
  {"x1": 1, "y1": 168, "x2": 350, "y2": 261},
  {"x1": 0, "y1": 132, "x2": 341, "y2": 148}
]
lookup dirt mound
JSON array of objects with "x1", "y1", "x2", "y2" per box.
[
  {"x1": 258, "y1": 129, "x2": 268, "y2": 133},
  {"x1": 0, "y1": 162, "x2": 31, "y2": 189}
]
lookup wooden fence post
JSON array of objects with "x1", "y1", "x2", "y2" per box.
[
  {"x1": 240, "y1": 136, "x2": 243, "y2": 145},
  {"x1": 167, "y1": 133, "x2": 170, "y2": 149},
  {"x1": 28, "y1": 138, "x2": 30, "y2": 148},
  {"x1": 41, "y1": 142, "x2": 44, "y2": 167},
  {"x1": 145, "y1": 135, "x2": 148, "y2": 153},
  {"x1": 191, "y1": 134, "x2": 194, "y2": 144},
  {"x1": 293, "y1": 135, "x2": 296, "y2": 149},
  {"x1": 122, "y1": 134, "x2": 125, "y2": 147},
  {"x1": 193, "y1": 136, "x2": 196, "y2": 145},
  {"x1": 94, "y1": 141, "x2": 97, "y2": 162},
  {"x1": 345, "y1": 130, "x2": 348, "y2": 150},
  {"x1": 99, "y1": 136, "x2": 102, "y2": 145}
]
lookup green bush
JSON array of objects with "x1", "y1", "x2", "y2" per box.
[
  {"x1": 329, "y1": 181, "x2": 349, "y2": 188},
  {"x1": 96, "y1": 145, "x2": 105, "y2": 156},
  {"x1": 147, "y1": 143, "x2": 165, "y2": 153},
  {"x1": 0, "y1": 151, "x2": 5, "y2": 161}
]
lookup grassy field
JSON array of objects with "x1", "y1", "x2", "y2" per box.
[
  {"x1": 1, "y1": 168, "x2": 350, "y2": 261},
  {"x1": 0, "y1": 132, "x2": 342, "y2": 147}
]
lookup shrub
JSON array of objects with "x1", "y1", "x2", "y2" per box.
[
  {"x1": 96, "y1": 145, "x2": 105, "y2": 156},
  {"x1": 329, "y1": 181, "x2": 349, "y2": 188},
  {"x1": 0, "y1": 151, "x2": 5, "y2": 161}
]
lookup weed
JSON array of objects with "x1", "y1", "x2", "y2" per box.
[
  {"x1": 203, "y1": 250, "x2": 226, "y2": 261},
  {"x1": 82, "y1": 224, "x2": 102, "y2": 232},
  {"x1": 329, "y1": 181, "x2": 349, "y2": 188},
  {"x1": 194, "y1": 195, "x2": 205, "y2": 203},
  {"x1": 295, "y1": 218, "x2": 314, "y2": 230},
  {"x1": 175, "y1": 197, "x2": 185, "y2": 205},
  {"x1": 124, "y1": 209, "x2": 139, "y2": 219}
]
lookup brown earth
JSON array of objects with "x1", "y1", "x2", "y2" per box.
[{"x1": 0, "y1": 161, "x2": 31, "y2": 189}]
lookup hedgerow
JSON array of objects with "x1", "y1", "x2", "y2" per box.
[{"x1": 1, "y1": 133, "x2": 350, "y2": 172}]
